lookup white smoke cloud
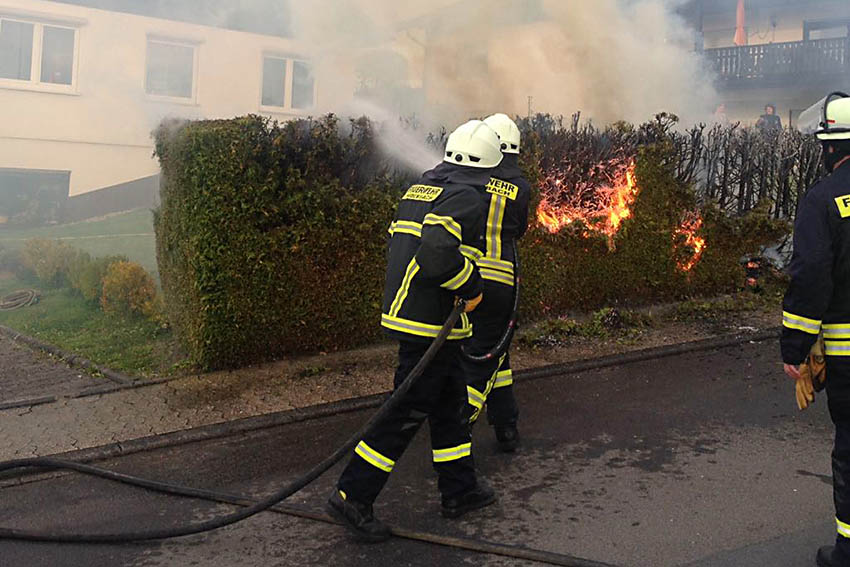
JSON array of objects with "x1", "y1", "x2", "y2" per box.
[{"x1": 287, "y1": 0, "x2": 718, "y2": 128}]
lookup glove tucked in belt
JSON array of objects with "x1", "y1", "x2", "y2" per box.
[{"x1": 796, "y1": 334, "x2": 826, "y2": 410}]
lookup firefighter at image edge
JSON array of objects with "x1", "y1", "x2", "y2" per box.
[
  {"x1": 462, "y1": 113, "x2": 531, "y2": 452},
  {"x1": 326, "y1": 120, "x2": 504, "y2": 542},
  {"x1": 782, "y1": 92, "x2": 850, "y2": 567}
]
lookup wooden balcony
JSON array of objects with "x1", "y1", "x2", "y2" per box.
[{"x1": 704, "y1": 37, "x2": 850, "y2": 89}]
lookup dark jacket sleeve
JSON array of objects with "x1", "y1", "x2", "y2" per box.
[
  {"x1": 416, "y1": 188, "x2": 483, "y2": 300},
  {"x1": 781, "y1": 189, "x2": 834, "y2": 364}
]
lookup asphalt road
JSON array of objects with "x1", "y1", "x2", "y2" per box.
[{"x1": 0, "y1": 338, "x2": 838, "y2": 567}]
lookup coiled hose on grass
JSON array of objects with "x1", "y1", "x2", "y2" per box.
[{"x1": 0, "y1": 290, "x2": 38, "y2": 312}]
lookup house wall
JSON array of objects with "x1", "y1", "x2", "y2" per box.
[{"x1": 0, "y1": 0, "x2": 317, "y2": 198}]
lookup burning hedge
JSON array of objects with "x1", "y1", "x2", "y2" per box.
[{"x1": 155, "y1": 113, "x2": 792, "y2": 370}]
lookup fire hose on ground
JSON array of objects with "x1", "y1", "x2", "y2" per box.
[
  {"x1": 0, "y1": 243, "x2": 616, "y2": 566},
  {"x1": 0, "y1": 290, "x2": 38, "y2": 312}
]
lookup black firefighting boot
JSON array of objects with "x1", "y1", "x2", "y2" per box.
[
  {"x1": 494, "y1": 423, "x2": 519, "y2": 453},
  {"x1": 818, "y1": 545, "x2": 850, "y2": 566},
  {"x1": 326, "y1": 490, "x2": 391, "y2": 543},
  {"x1": 441, "y1": 481, "x2": 497, "y2": 519}
]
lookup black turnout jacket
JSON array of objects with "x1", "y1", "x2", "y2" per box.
[
  {"x1": 381, "y1": 162, "x2": 491, "y2": 343},
  {"x1": 782, "y1": 163, "x2": 850, "y2": 364},
  {"x1": 476, "y1": 154, "x2": 531, "y2": 287}
]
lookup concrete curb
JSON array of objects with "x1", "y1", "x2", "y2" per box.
[
  {"x1": 0, "y1": 323, "x2": 176, "y2": 408},
  {"x1": 0, "y1": 327, "x2": 780, "y2": 487}
]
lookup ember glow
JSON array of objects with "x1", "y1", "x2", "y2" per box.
[
  {"x1": 673, "y1": 212, "x2": 706, "y2": 273},
  {"x1": 536, "y1": 159, "x2": 638, "y2": 248}
]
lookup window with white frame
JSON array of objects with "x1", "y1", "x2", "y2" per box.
[
  {"x1": 146, "y1": 38, "x2": 196, "y2": 100},
  {"x1": 0, "y1": 17, "x2": 77, "y2": 88},
  {"x1": 261, "y1": 55, "x2": 314, "y2": 111}
]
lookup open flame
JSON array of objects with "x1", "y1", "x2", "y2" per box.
[
  {"x1": 673, "y1": 212, "x2": 706, "y2": 272},
  {"x1": 536, "y1": 159, "x2": 638, "y2": 249}
]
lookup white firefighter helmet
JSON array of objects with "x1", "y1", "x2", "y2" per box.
[
  {"x1": 798, "y1": 92, "x2": 850, "y2": 140},
  {"x1": 444, "y1": 120, "x2": 503, "y2": 168},
  {"x1": 483, "y1": 113, "x2": 521, "y2": 154}
]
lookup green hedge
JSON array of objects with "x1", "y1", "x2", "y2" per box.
[
  {"x1": 153, "y1": 115, "x2": 405, "y2": 369},
  {"x1": 155, "y1": 115, "x2": 788, "y2": 370}
]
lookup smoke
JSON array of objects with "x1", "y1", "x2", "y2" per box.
[{"x1": 289, "y1": 0, "x2": 718, "y2": 128}]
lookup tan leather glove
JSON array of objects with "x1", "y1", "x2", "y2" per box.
[
  {"x1": 462, "y1": 293, "x2": 483, "y2": 313},
  {"x1": 796, "y1": 335, "x2": 826, "y2": 410}
]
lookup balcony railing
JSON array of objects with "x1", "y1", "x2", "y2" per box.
[{"x1": 705, "y1": 37, "x2": 850, "y2": 88}]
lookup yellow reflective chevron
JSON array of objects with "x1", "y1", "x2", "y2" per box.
[
  {"x1": 486, "y1": 195, "x2": 507, "y2": 259},
  {"x1": 493, "y1": 368, "x2": 513, "y2": 389},
  {"x1": 423, "y1": 213, "x2": 463, "y2": 241},
  {"x1": 388, "y1": 220, "x2": 423, "y2": 238},
  {"x1": 826, "y1": 340, "x2": 850, "y2": 356},
  {"x1": 432, "y1": 442, "x2": 472, "y2": 463},
  {"x1": 783, "y1": 311, "x2": 821, "y2": 335},
  {"x1": 467, "y1": 386, "x2": 485, "y2": 411},
  {"x1": 824, "y1": 324, "x2": 850, "y2": 339},
  {"x1": 442, "y1": 258, "x2": 473, "y2": 291},
  {"x1": 355, "y1": 441, "x2": 395, "y2": 473},
  {"x1": 389, "y1": 259, "x2": 420, "y2": 317},
  {"x1": 381, "y1": 314, "x2": 472, "y2": 340},
  {"x1": 838, "y1": 517, "x2": 850, "y2": 538}
]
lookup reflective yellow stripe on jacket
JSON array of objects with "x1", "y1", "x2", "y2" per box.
[
  {"x1": 381, "y1": 314, "x2": 472, "y2": 340},
  {"x1": 486, "y1": 194, "x2": 507, "y2": 259},
  {"x1": 441, "y1": 258, "x2": 474, "y2": 291},
  {"x1": 423, "y1": 213, "x2": 463, "y2": 241},
  {"x1": 388, "y1": 220, "x2": 423, "y2": 238},
  {"x1": 389, "y1": 258, "x2": 420, "y2": 317},
  {"x1": 782, "y1": 311, "x2": 821, "y2": 335},
  {"x1": 824, "y1": 324, "x2": 850, "y2": 339}
]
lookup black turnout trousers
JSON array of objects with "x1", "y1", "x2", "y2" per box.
[
  {"x1": 337, "y1": 341, "x2": 476, "y2": 505},
  {"x1": 461, "y1": 280, "x2": 519, "y2": 426},
  {"x1": 829, "y1": 357, "x2": 850, "y2": 557}
]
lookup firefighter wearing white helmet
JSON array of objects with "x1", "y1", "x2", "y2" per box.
[
  {"x1": 782, "y1": 92, "x2": 850, "y2": 567},
  {"x1": 328, "y1": 120, "x2": 501, "y2": 542},
  {"x1": 461, "y1": 113, "x2": 531, "y2": 452}
]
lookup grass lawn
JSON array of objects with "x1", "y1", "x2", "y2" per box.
[
  {"x1": 0, "y1": 209, "x2": 158, "y2": 278},
  {"x1": 0, "y1": 274, "x2": 184, "y2": 378}
]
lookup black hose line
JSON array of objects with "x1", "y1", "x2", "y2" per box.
[
  {"x1": 0, "y1": 301, "x2": 467, "y2": 543},
  {"x1": 461, "y1": 240, "x2": 520, "y2": 363}
]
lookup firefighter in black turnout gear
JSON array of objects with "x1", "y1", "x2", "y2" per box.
[
  {"x1": 782, "y1": 92, "x2": 850, "y2": 567},
  {"x1": 462, "y1": 113, "x2": 530, "y2": 452},
  {"x1": 327, "y1": 120, "x2": 503, "y2": 542}
]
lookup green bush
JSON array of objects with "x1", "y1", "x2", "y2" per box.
[
  {"x1": 68, "y1": 252, "x2": 129, "y2": 303},
  {"x1": 154, "y1": 115, "x2": 403, "y2": 369},
  {"x1": 101, "y1": 261, "x2": 158, "y2": 317},
  {"x1": 20, "y1": 238, "x2": 78, "y2": 287}
]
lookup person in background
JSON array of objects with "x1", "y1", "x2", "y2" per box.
[
  {"x1": 462, "y1": 113, "x2": 530, "y2": 453},
  {"x1": 713, "y1": 103, "x2": 730, "y2": 126},
  {"x1": 756, "y1": 103, "x2": 782, "y2": 132}
]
